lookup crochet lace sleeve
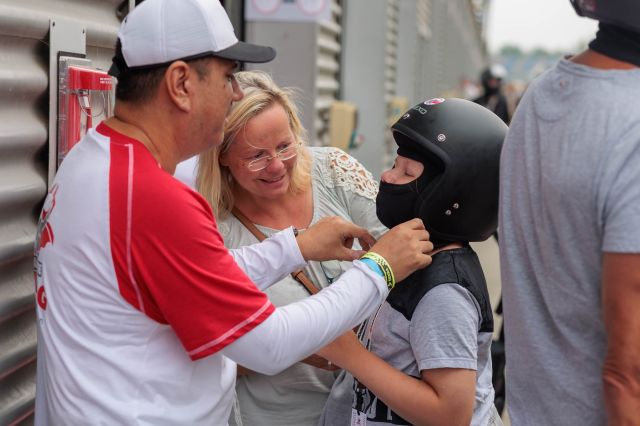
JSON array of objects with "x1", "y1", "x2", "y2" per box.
[{"x1": 321, "y1": 148, "x2": 379, "y2": 200}]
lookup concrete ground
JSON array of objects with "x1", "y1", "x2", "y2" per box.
[{"x1": 470, "y1": 238, "x2": 510, "y2": 426}]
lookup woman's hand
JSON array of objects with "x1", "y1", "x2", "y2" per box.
[{"x1": 296, "y1": 216, "x2": 376, "y2": 261}]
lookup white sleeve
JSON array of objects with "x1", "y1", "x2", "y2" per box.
[
  {"x1": 228, "y1": 227, "x2": 307, "y2": 290},
  {"x1": 222, "y1": 260, "x2": 388, "y2": 374}
]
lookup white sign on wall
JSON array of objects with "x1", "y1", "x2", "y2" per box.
[{"x1": 245, "y1": 0, "x2": 331, "y2": 22}]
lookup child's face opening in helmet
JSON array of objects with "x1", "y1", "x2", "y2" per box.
[
  {"x1": 380, "y1": 155, "x2": 424, "y2": 185},
  {"x1": 381, "y1": 97, "x2": 508, "y2": 244},
  {"x1": 376, "y1": 149, "x2": 433, "y2": 231}
]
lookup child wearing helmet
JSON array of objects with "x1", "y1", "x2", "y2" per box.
[{"x1": 319, "y1": 98, "x2": 507, "y2": 425}]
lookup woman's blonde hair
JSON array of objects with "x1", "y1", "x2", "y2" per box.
[{"x1": 196, "y1": 71, "x2": 312, "y2": 218}]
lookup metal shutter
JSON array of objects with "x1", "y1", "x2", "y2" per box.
[
  {"x1": 417, "y1": 0, "x2": 431, "y2": 39},
  {"x1": 382, "y1": 0, "x2": 399, "y2": 169},
  {"x1": 314, "y1": 0, "x2": 342, "y2": 146},
  {"x1": 0, "y1": 1, "x2": 120, "y2": 424}
]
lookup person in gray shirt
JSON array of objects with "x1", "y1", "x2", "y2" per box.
[
  {"x1": 499, "y1": 1, "x2": 640, "y2": 424},
  {"x1": 319, "y1": 98, "x2": 506, "y2": 425}
]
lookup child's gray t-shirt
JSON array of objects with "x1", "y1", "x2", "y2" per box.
[{"x1": 320, "y1": 283, "x2": 497, "y2": 426}]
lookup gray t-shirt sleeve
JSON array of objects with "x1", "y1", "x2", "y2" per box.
[
  {"x1": 600, "y1": 126, "x2": 640, "y2": 253},
  {"x1": 410, "y1": 284, "x2": 480, "y2": 371}
]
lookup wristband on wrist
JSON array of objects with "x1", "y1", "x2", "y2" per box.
[
  {"x1": 359, "y1": 257, "x2": 384, "y2": 278},
  {"x1": 360, "y1": 252, "x2": 395, "y2": 290}
]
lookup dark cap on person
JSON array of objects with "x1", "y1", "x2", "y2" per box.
[{"x1": 109, "y1": 0, "x2": 276, "y2": 77}]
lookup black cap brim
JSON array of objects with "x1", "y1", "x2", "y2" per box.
[
  {"x1": 107, "y1": 40, "x2": 276, "y2": 78},
  {"x1": 213, "y1": 41, "x2": 276, "y2": 64},
  {"x1": 108, "y1": 61, "x2": 120, "y2": 77}
]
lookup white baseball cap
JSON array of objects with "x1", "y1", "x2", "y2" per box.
[{"x1": 109, "y1": 0, "x2": 276, "y2": 76}]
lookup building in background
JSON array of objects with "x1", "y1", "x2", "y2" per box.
[
  {"x1": 0, "y1": 1, "x2": 488, "y2": 423},
  {"x1": 246, "y1": 0, "x2": 487, "y2": 176}
]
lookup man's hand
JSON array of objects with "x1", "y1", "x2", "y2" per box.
[
  {"x1": 369, "y1": 218, "x2": 433, "y2": 282},
  {"x1": 296, "y1": 217, "x2": 376, "y2": 262}
]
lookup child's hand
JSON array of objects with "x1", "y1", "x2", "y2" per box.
[{"x1": 369, "y1": 218, "x2": 433, "y2": 282}]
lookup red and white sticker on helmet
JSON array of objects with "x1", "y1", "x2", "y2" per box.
[{"x1": 424, "y1": 98, "x2": 445, "y2": 105}]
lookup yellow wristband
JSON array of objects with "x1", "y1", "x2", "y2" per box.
[{"x1": 360, "y1": 252, "x2": 395, "y2": 290}]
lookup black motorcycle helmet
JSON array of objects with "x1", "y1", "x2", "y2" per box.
[
  {"x1": 570, "y1": 0, "x2": 640, "y2": 32},
  {"x1": 480, "y1": 64, "x2": 506, "y2": 95},
  {"x1": 390, "y1": 98, "x2": 508, "y2": 243}
]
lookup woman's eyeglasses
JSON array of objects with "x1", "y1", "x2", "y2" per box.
[
  {"x1": 244, "y1": 143, "x2": 300, "y2": 172},
  {"x1": 320, "y1": 260, "x2": 344, "y2": 285}
]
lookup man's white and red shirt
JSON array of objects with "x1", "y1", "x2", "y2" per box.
[{"x1": 33, "y1": 124, "x2": 285, "y2": 424}]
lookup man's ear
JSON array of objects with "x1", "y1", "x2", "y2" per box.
[{"x1": 164, "y1": 61, "x2": 194, "y2": 113}]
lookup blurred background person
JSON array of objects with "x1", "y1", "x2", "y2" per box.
[
  {"x1": 196, "y1": 71, "x2": 387, "y2": 426},
  {"x1": 473, "y1": 64, "x2": 511, "y2": 124}
]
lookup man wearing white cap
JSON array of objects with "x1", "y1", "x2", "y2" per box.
[{"x1": 33, "y1": 0, "x2": 433, "y2": 424}]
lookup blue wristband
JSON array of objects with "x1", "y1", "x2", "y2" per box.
[{"x1": 360, "y1": 257, "x2": 385, "y2": 278}]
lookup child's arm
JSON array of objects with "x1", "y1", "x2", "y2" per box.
[{"x1": 318, "y1": 332, "x2": 475, "y2": 426}]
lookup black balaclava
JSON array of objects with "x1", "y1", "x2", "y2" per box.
[
  {"x1": 376, "y1": 146, "x2": 440, "y2": 230},
  {"x1": 589, "y1": 22, "x2": 640, "y2": 67}
]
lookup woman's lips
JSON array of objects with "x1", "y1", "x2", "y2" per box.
[{"x1": 259, "y1": 175, "x2": 285, "y2": 184}]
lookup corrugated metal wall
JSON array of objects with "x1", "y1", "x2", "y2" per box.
[
  {"x1": 426, "y1": 0, "x2": 485, "y2": 98},
  {"x1": 382, "y1": 0, "x2": 399, "y2": 170},
  {"x1": 0, "y1": 1, "x2": 120, "y2": 424},
  {"x1": 314, "y1": 0, "x2": 342, "y2": 146},
  {"x1": 340, "y1": 0, "x2": 389, "y2": 177}
]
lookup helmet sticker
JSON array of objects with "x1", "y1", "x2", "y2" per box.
[
  {"x1": 424, "y1": 98, "x2": 445, "y2": 105},
  {"x1": 402, "y1": 113, "x2": 411, "y2": 119}
]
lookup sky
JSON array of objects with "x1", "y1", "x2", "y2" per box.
[{"x1": 485, "y1": 0, "x2": 599, "y2": 54}]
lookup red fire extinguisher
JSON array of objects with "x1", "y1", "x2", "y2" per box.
[{"x1": 58, "y1": 65, "x2": 114, "y2": 165}]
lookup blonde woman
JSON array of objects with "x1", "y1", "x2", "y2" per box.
[{"x1": 197, "y1": 71, "x2": 387, "y2": 426}]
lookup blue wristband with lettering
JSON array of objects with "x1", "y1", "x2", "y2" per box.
[
  {"x1": 360, "y1": 257, "x2": 384, "y2": 278},
  {"x1": 360, "y1": 252, "x2": 395, "y2": 290}
]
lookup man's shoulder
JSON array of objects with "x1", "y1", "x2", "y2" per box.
[{"x1": 108, "y1": 145, "x2": 216, "y2": 235}]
